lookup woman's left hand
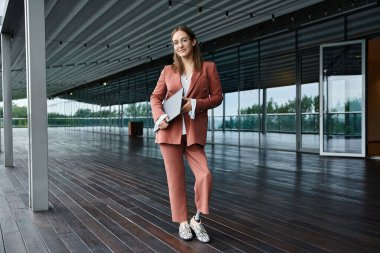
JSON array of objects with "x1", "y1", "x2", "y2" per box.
[{"x1": 181, "y1": 98, "x2": 192, "y2": 113}]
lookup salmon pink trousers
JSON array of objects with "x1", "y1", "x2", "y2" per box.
[{"x1": 159, "y1": 137, "x2": 212, "y2": 223}]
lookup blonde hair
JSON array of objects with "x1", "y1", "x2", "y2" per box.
[{"x1": 171, "y1": 26, "x2": 202, "y2": 74}]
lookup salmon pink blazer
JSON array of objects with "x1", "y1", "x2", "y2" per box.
[{"x1": 150, "y1": 61, "x2": 223, "y2": 146}]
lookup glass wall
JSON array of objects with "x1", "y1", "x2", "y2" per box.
[
  {"x1": 47, "y1": 44, "x2": 302, "y2": 152},
  {"x1": 207, "y1": 98, "x2": 223, "y2": 143},
  {"x1": 42, "y1": 8, "x2": 378, "y2": 156},
  {"x1": 263, "y1": 85, "x2": 296, "y2": 150},
  {"x1": 240, "y1": 89, "x2": 261, "y2": 147},
  {"x1": 220, "y1": 92, "x2": 239, "y2": 146},
  {"x1": 301, "y1": 82, "x2": 319, "y2": 151}
]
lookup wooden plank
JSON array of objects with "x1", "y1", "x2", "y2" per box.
[
  {"x1": 52, "y1": 169, "x2": 178, "y2": 253},
  {"x1": 62, "y1": 165, "x2": 250, "y2": 252},
  {"x1": 48, "y1": 177, "x2": 136, "y2": 253},
  {"x1": 31, "y1": 212, "x2": 71, "y2": 253},
  {"x1": 48, "y1": 172, "x2": 147, "y2": 248},
  {"x1": 1, "y1": 166, "x2": 49, "y2": 253},
  {"x1": 49, "y1": 158, "x2": 224, "y2": 253},
  {"x1": 2, "y1": 231, "x2": 28, "y2": 253},
  {"x1": 3, "y1": 163, "x2": 91, "y2": 253},
  {"x1": 48, "y1": 190, "x2": 113, "y2": 253},
  {"x1": 12, "y1": 209, "x2": 49, "y2": 253},
  {"x1": 59, "y1": 232, "x2": 92, "y2": 253},
  {"x1": 0, "y1": 198, "x2": 19, "y2": 234},
  {"x1": 49, "y1": 135, "x2": 380, "y2": 253},
  {"x1": 63, "y1": 158, "x2": 328, "y2": 252},
  {"x1": 66, "y1": 158, "x2": 308, "y2": 252},
  {"x1": 1, "y1": 128, "x2": 380, "y2": 253}
]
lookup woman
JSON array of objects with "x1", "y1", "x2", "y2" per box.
[{"x1": 150, "y1": 25, "x2": 223, "y2": 243}]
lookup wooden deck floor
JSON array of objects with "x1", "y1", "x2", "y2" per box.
[{"x1": 1, "y1": 128, "x2": 380, "y2": 253}]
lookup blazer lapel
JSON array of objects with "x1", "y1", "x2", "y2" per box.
[
  {"x1": 186, "y1": 69, "x2": 200, "y2": 97},
  {"x1": 172, "y1": 70, "x2": 182, "y2": 91}
]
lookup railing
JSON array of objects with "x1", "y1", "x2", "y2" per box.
[
  {"x1": 323, "y1": 111, "x2": 361, "y2": 136},
  {"x1": 210, "y1": 112, "x2": 360, "y2": 136},
  {"x1": 0, "y1": 118, "x2": 29, "y2": 128},
  {"x1": 4, "y1": 112, "x2": 361, "y2": 136},
  {"x1": 301, "y1": 113, "x2": 319, "y2": 133},
  {"x1": 48, "y1": 116, "x2": 155, "y2": 128},
  {"x1": 211, "y1": 114, "x2": 301, "y2": 133},
  {"x1": 266, "y1": 113, "x2": 296, "y2": 133}
]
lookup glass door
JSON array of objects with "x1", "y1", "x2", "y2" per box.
[{"x1": 320, "y1": 41, "x2": 365, "y2": 157}]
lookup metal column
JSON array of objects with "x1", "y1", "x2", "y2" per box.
[
  {"x1": 1, "y1": 33, "x2": 13, "y2": 166},
  {"x1": 25, "y1": 0, "x2": 49, "y2": 211}
]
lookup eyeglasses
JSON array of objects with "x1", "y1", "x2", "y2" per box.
[{"x1": 172, "y1": 37, "x2": 191, "y2": 47}]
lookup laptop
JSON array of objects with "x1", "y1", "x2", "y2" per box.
[{"x1": 163, "y1": 88, "x2": 184, "y2": 122}]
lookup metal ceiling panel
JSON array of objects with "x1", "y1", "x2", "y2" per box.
[{"x1": 1, "y1": 0, "x2": 325, "y2": 100}]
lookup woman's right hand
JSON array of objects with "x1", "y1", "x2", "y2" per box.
[{"x1": 159, "y1": 116, "x2": 170, "y2": 130}]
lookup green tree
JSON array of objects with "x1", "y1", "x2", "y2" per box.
[
  {"x1": 278, "y1": 99, "x2": 296, "y2": 113},
  {"x1": 267, "y1": 98, "x2": 277, "y2": 113},
  {"x1": 48, "y1": 112, "x2": 66, "y2": 118},
  {"x1": 74, "y1": 108, "x2": 92, "y2": 117},
  {"x1": 12, "y1": 104, "x2": 28, "y2": 118},
  {"x1": 301, "y1": 95, "x2": 313, "y2": 113},
  {"x1": 240, "y1": 104, "x2": 261, "y2": 114},
  {"x1": 124, "y1": 103, "x2": 148, "y2": 117},
  {"x1": 345, "y1": 98, "x2": 361, "y2": 112},
  {"x1": 91, "y1": 110, "x2": 114, "y2": 117},
  {"x1": 313, "y1": 95, "x2": 319, "y2": 113}
]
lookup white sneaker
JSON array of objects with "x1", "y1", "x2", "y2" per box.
[
  {"x1": 190, "y1": 216, "x2": 210, "y2": 243},
  {"x1": 179, "y1": 223, "x2": 193, "y2": 240}
]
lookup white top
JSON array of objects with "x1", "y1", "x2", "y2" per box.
[{"x1": 180, "y1": 74, "x2": 196, "y2": 135}]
